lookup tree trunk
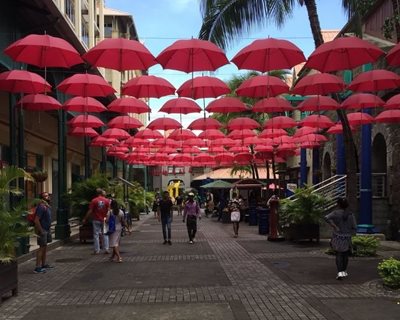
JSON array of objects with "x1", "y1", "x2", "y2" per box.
[
  {"x1": 304, "y1": 0, "x2": 324, "y2": 47},
  {"x1": 392, "y1": 0, "x2": 400, "y2": 42}
]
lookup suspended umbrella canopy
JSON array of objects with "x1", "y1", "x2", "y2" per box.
[
  {"x1": 176, "y1": 76, "x2": 230, "y2": 99},
  {"x1": 157, "y1": 146, "x2": 177, "y2": 154},
  {"x1": 107, "y1": 115, "x2": 143, "y2": 129},
  {"x1": 384, "y1": 94, "x2": 400, "y2": 109},
  {"x1": 304, "y1": 36, "x2": 385, "y2": 72},
  {"x1": 347, "y1": 112, "x2": 375, "y2": 126},
  {"x1": 206, "y1": 97, "x2": 247, "y2": 113},
  {"x1": 171, "y1": 153, "x2": 193, "y2": 164},
  {"x1": 4, "y1": 34, "x2": 83, "y2": 68},
  {"x1": 292, "y1": 73, "x2": 345, "y2": 95},
  {"x1": 227, "y1": 129, "x2": 256, "y2": 140},
  {"x1": 182, "y1": 146, "x2": 202, "y2": 154},
  {"x1": 254, "y1": 145, "x2": 273, "y2": 153},
  {"x1": 259, "y1": 128, "x2": 287, "y2": 138},
  {"x1": 188, "y1": 117, "x2": 222, "y2": 130},
  {"x1": 63, "y1": 96, "x2": 107, "y2": 113},
  {"x1": 227, "y1": 117, "x2": 260, "y2": 130},
  {"x1": 243, "y1": 136, "x2": 268, "y2": 146},
  {"x1": 252, "y1": 97, "x2": 293, "y2": 113},
  {"x1": 299, "y1": 141, "x2": 321, "y2": 149},
  {"x1": 193, "y1": 153, "x2": 215, "y2": 164},
  {"x1": 90, "y1": 136, "x2": 118, "y2": 147},
  {"x1": 296, "y1": 96, "x2": 340, "y2": 112},
  {"x1": 159, "y1": 97, "x2": 201, "y2": 114},
  {"x1": 326, "y1": 122, "x2": 356, "y2": 134},
  {"x1": 208, "y1": 145, "x2": 226, "y2": 153},
  {"x1": 198, "y1": 129, "x2": 225, "y2": 140},
  {"x1": 298, "y1": 114, "x2": 335, "y2": 129},
  {"x1": 341, "y1": 93, "x2": 385, "y2": 110},
  {"x1": 0, "y1": 70, "x2": 51, "y2": 93},
  {"x1": 231, "y1": 37, "x2": 306, "y2": 72},
  {"x1": 185, "y1": 138, "x2": 209, "y2": 147},
  {"x1": 156, "y1": 38, "x2": 229, "y2": 72},
  {"x1": 135, "y1": 128, "x2": 163, "y2": 140},
  {"x1": 68, "y1": 114, "x2": 105, "y2": 128},
  {"x1": 82, "y1": 38, "x2": 157, "y2": 71},
  {"x1": 214, "y1": 154, "x2": 234, "y2": 165},
  {"x1": 236, "y1": 75, "x2": 289, "y2": 98},
  {"x1": 168, "y1": 128, "x2": 196, "y2": 141},
  {"x1": 295, "y1": 134, "x2": 328, "y2": 143},
  {"x1": 124, "y1": 137, "x2": 149, "y2": 147},
  {"x1": 293, "y1": 126, "x2": 319, "y2": 137},
  {"x1": 147, "y1": 117, "x2": 182, "y2": 130},
  {"x1": 229, "y1": 145, "x2": 250, "y2": 153},
  {"x1": 122, "y1": 75, "x2": 175, "y2": 98},
  {"x1": 57, "y1": 73, "x2": 115, "y2": 97},
  {"x1": 234, "y1": 153, "x2": 253, "y2": 165},
  {"x1": 386, "y1": 42, "x2": 400, "y2": 66},
  {"x1": 101, "y1": 128, "x2": 130, "y2": 140},
  {"x1": 68, "y1": 127, "x2": 98, "y2": 138},
  {"x1": 108, "y1": 97, "x2": 151, "y2": 114},
  {"x1": 264, "y1": 116, "x2": 297, "y2": 129},
  {"x1": 16, "y1": 94, "x2": 61, "y2": 111},
  {"x1": 374, "y1": 110, "x2": 400, "y2": 123},
  {"x1": 348, "y1": 69, "x2": 400, "y2": 92},
  {"x1": 152, "y1": 138, "x2": 179, "y2": 147},
  {"x1": 210, "y1": 137, "x2": 237, "y2": 147}
]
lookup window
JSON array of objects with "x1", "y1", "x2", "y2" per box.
[
  {"x1": 174, "y1": 167, "x2": 185, "y2": 174},
  {"x1": 81, "y1": 21, "x2": 89, "y2": 47},
  {"x1": 104, "y1": 23, "x2": 112, "y2": 38},
  {"x1": 65, "y1": 0, "x2": 75, "y2": 25}
]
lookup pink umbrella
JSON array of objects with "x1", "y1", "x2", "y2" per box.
[
  {"x1": 206, "y1": 97, "x2": 247, "y2": 113},
  {"x1": 107, "y1": 116, "x2": 143, "y2": 129},
  {"x1": 293, "y1": 127, "x2": 319, "y2": 137},
  {"x1": 292, "y1": 73, "x2": 345, "y2": 95},
  {"x1": 264, "y1": 116, "x2": 297, "y2": 129},
  {"x1": 108, "y1": 97, "x2": 151, "y2": 114},
  {"x1": 122, "y1": 75, "x2": 175, "y2": 98},
  {"x1": 135, "y1": 128, "x2": 163, "y2": 140},
  {"x1": 177, "y1": 76, "x2": 230, "y2": 99},
  {"x1": 374, "y1": 110, "x2": 400, "y2": 123},
  {"x1": 0, "y1": 70, "x2": 51, "y2": 94},
  {"x1": 124, "y1": 137, "x2": 149, "y2": 147},
  {"x1": 227, "y1": 117, "x2": 260, "y2": 130},
  {"x1": 258, "y1": 128, "x2": 287, "y2": 138},
  {"x1": 252, "y1": 97, "x2": 293, "y2": 113},
  {"x1": 326, "y1": 122, "x2": 356, "y2": 134},
  {"x1": 210, "y1": 137, "x2": 237, "y2": 147},
  {"x1": 68, "y1": 115, "x2": 104, "y2": 128},
  {"x1": 188, "y1": 117, "x2": 222, "y2": 130},
  {"x1": 63, "y1": 96, "x2": 107, "y2": 113},
  {"x1": 90, "y1": 136, "x2": 118, "y2": 147},
  {"x1": 386, "y1": 42, "x2": 400, "y2": 66},
  {"x1": 298, "y1": 115, "x2": 335, "y2": 129},
  {"x1": 215, "y1": 153, "x2": 234, "y2": 164},
  {"x1": 347, "y1": 112, "x2": 374, "y2": 126},
  {"x1": 147, "y1": 117, "x2": 182, "y2": 130},
  {"x1": 152, "y1": 138, "x2": 179, "y2": 148},
  {"x1": 341, "y1": 93, "x2": 385, "y2": 110},
  {"x1": 198, "y1": 129, "x2": 225, "y2": 140},
  {"x1": 168, "y1": 129, "x2": 197, "y2": 141},
  {"x1": 236, "y1": 75, "x2": 289, "y2": 98},
  {"x1": 182, "y1": 146, "x2": 202, "y2": 154},
  {"x1": 228, "y1": 129, "x2": 256, "y2": 140},
  {"x1": 68, "y1": 127, "x2": 99, "y2": 138},
  {"x1": 57, "y1": 73, "x2": 115, "y2": 97},
  {"x1": 159, "y1": 98, "x2": 201, "y2": 114},
  {"x1": 16, "y1": 94, "x2": 61, "y2": 111},
  {"x1": 296, "y1": 96, "x2": 340, "y2": 112},
  {"x1": 234, "y1": 153, "x2": 253, "y2": 164},
  {"x1": 101, "y1": 128, "x2": 131, "y2": 140},
  {"x1": 348, "y1": 69, "x2": 400, "y2": 92}
]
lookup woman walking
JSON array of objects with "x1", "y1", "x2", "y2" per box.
[
  {"x1": 182, "y1": 192, "x2": 201, "y2": 244},
  {"x1": 228, "y1": 193, "x2": 241, "y2": 238},
  {"x1": 106, "y1": 199, "x2": 127, "y2": 263},
  {"x1": 324, "y1": 198, "x2": 357, "y2": 280}
]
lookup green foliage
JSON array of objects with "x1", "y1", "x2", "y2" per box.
[
  {"x1": 280, "y1": 186, "x2": 329, "y2": 225},
  {"x1": 382, "y1": 15, "x2": 400, "y2": 40},
  {"x1": 352, "y1": 235, "x2": 379, "y2": 257},
  {"x1": 127, "y1": 181, "x2": 154, "y2": 213},
  {"x1": 378, "y1": 257, "x2": 400, "y2": 289},
  {"x1": 0, "y1": 166, "x2": 33, "y2": 262},
  {"x1": 65, "y1": 174, "x2": 109, "y2": 221}
]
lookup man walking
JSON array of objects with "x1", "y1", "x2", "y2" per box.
[
  {"x1": 83, "y1": 188, "x2": 110, "y2": 254},
  {"x1": 157, "y1": 191, "x2": 174, "y2": 245},
  {"x1": 183, "y1": 192, "x2": 201, "y2": 244}
]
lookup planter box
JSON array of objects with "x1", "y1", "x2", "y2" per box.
[
  {"x1": 286, "y1": 223, "x2": 320, "y2": 243},
  {"x1": 0, "y1": 261, "x2": 18, "y2": 301}
]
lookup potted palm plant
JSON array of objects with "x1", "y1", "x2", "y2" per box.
[
  {"x1": 0, "y1": 166, "x2": 32, "y2": 299},
  {"x1": 280, "y1": 186, "x2": 329, "y2": 243}
]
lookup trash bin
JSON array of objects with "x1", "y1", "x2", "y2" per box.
[
  {"x1": 258, "y1": 207, "x2": 269, "y2": 235},
  {"x1": 248, "y1": 206, "x2": 257, "y2": 226}
]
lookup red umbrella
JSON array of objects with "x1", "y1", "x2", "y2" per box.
[
  {"x1": 206, "y1": 97, "x2": 247, "y2": 113},
  {"x1": 292, "y1": 73, "x2": 345, "y2": 95},
  {"x1": 124, "y1": 137, "x2": 149, "y2": 147},
  {"x1": 152, "y1": 138, "x2": 179, "y2": 148},
  {"x1": 68, "y1": 127, "x2": 99, "y2": 138},
  {"x1": 215, "y1": 153, "x2": 234, "y2": 164},
  {"x1": 252, "y1": 97, "x2": 292, "y2": 113},
  {"x1": 90, "y1": 136, "x2": 118, "y2": 147},
  {"x1": 305, "y1": 36, "x2": 385, "y2": 72},
  {"x1": 182, "y1": 146, "x2": 202, "y2": 154},
  {"x1": 101, "y1": 128, "x2": 130, "y2": 140},
  {"x1": 385, "y1": 41, "x2": 400, "y2": 66},
  {"x1": 108, "y1": 97, "x2": 151, "y2": 114},
  {"x1": 258, "y1": 128, "x2": 287, "y2": 138},
  {"x1": 341, "y1": 93, "x2": 385, "y2": 110},
  {"x1": 68, "y1": 115, "x2": 105, "y2": 128},
  {"x1": 255, "y1": 145, "x2": 273, "y2": 153},
  {"x1": 326, "y1": 122, "x2": 356, "y2": 134},
  {"x1": 348, "y1": 70, "x2": 400, "y2": 92},
  {"x1": 227, "y1": 129, "x2": 256, "y2": 140},
  {"x1": 227, "y1": 117, "x2": 260, "y2": 130},
  {"x1": 16, "y1": 94, "x2": 61, "y2": 111},
  {"x1": 82, "y1": 38, "x2": 156, "y2": 71},
  {"x1": 188, "y1": 117, "x2": 222, "y2": 130},
  {"x1": 122, "y1": 75, "x2": 175, "y2": 98},
  {"x1": 4, "y1": 34, "x2": 83, "y2": 68},
  {"x1": 231, "y1": 38, "x2": 306, "y2": 72},
  {"x1": 185, "y1": 138, "x2": 209, "y2": 147},
  {"x1": 156, "y1": 38, "x2": 229, "y2": 72},
  {"x1": 176, "y1": 76, "x2": 230, "y2": 99},
  {"x1": 210, "y1": 137, "x2": 237, "y2": 147},
  {"x1": 243, "y1": 136, "x2": 268, "y2": 146},
  {"x1": 147, "y1": 117, "x2": 182, "y2": 130},
  {"x1": 236, "y1": 75, "x2": 289, "y2": 98},
  {"x1": 296, "y1": 96, "x2": 340, "y2": 112},
  {"x1": 192, "y1": 153, "x2": 215, "y2": 164},
  {"x1": 57, "y1": 73, "x2": 115, "y2": 97},
  {"x1": 234, "y1": 153, "x2": 253, "y2": 164},
  {"x1": 135, "y1": 128, "x2": 163, "y2": 140},
  {"x1": 384, "y1": 94, "x2": 400, "y2": 109},
  {"x1": 374, "y1": 110, "x2": 400, "y2": 123},
  {"x1": 171, "y1": 153, "x2": 193, "y2": 163},
  {"x1": 264, "y1": 116, "x2": 297, "y2": 129},
  {"x1": 295, "y1": 134, "x2": 328, "y2": 143},
  {"x1": 293, "y1": 126, "x2": 319, "y2": 137},
  {"x1": 0, "y1": 70, "x2": 51, "y2": 93},
  {"x1": 208, "y1": 145, "x2": 226, "y2": 153},
  {"x1": 168, "y1": 129, "x2": 196, "y2": 141},
  {"x1": 63, "y1": 96, "x2": 107, "y2": 113},
  {"x1": 198, "y1": 129, "x2": 225, "y2": 140},
  {"x1": 159, "y1": 98, "x2": 201, "y2": 114},
  {"x1": 347, "y1": 112, "x2": 374, "y2": 126},
  {"x1": 107, "y1": 116, "x2": 143, "y2": 129},
  {"x1": 298, "y1": 115, "x2": 335, "y2": 129}
]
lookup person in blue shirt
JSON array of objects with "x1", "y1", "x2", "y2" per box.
[{"x1": 33, "y1": 192, "x2": 53, "y2": 274}]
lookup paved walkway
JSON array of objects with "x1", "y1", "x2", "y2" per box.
[{"x1": 1, "y1": 213, "x2": 400, "y2": 320}]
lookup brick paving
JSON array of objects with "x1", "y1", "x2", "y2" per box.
[{"x1": 1, "y1": 213, "x2": 399, "y2": 320}]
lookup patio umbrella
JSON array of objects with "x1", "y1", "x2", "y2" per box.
[
  {"x1": 231, "y1": 37, "x2": 306, "y2": 72},
  {"x1": 292, "y1": 73, "x2": 345, "y2": 95},
  {"x1": 4, "y1": 34, "x2": 83, "y2": 68},
  {"x1": 82, "y1": 38, "x2": 157, "y2": 71},
  {"x1": 101, "y1": 128, "x2": 130, "y2": 140},
  {"x1": 296, "y1": 96, "x2": 340, "y2": 112},
  {"x1": 57, "y1": 73, "x2": 115, "y2": 97},
  {"x1": 298, "y1": 115, "x2": 335, "y2": 129},
  {"x1": 188, "y1": 117, "x2": 222, "y2": 130},
  {"x1": 176, "y1": 76, "x2": 230, "y2": 99},
  {"x1": 63, "y1": 96, "x2": 107, "y2": 113},
  {"x1": 156, "y1": 38, "x2": 229, "y2": 72},
  {"x1": 206, "y1": 97, "x2": 247, "y2": 113},
  {"x1": 68, "y1": 114, "x2": 105, "y2": 128},
  {"x1": 68, "y1": 127, "x2": 99, "y2": 138},
  {"x1": 16, "y1": 94, "x2": 61, "y2": 111},
  {"x1": 227, "y1": 117, "x2": 260, "y2": 130},
  {"x1": 348, "y1": 69, "x2": 400, "y2": 92},
  {"x1": 0, "y1": 70, "x2": 51, "y2": 94},
  {"x1": 122, "y1": 75, "x2": 175, "y2": 98},
  {"x1": 108, "y1": 97, "x2": 151, "y2": 114},
  {"x1": 347, "y1": 112, "x2": 374, "y2": 126},
  {"x1": 374, "y1": 110, "x2": 400, "y2": 123},
  {"x1": 135, "y1": 128, "x2": 163, "y2": 140},
  {"x1": 305, "y1": 36, "x2": 385, "y2": 72},
  {"x1": 159, "y1": 97, "x2": 201, "y2": 114},
  {"x1": 252, "y1": 97, "x2": 293, "y2": 113},
  {"x1": 236, "y1": 75, "x2": 289, "y2": 98},
  {"x1": 107, "y1": 115, "x2": 143, "y2": 129},
  {"x1": 147, "y1": 117, "x2": 182, "y2": 130},
  {"x1": 264, "y1": 116, "x2": 297, "y2": 129},
  {"x1": 200, "y1": 180, "x2": 234, "y2": 189},
  {"x1": 341, "y1": 93, "x2": 385, "y2": 110}
]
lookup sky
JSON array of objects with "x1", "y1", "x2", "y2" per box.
[{"x1": 105, "y1": 0, "x2": 349, "y2": 127}]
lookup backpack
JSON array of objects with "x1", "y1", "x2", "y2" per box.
[
  {"x1": 27, "y1": 206, "x2": 37, "y2": 226},
  {"x1": 106, "y1": 213, "x2": 116, "y2": 235}
]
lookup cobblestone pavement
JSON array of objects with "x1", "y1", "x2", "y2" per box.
[{"x1": 1, "y1": 213, "x2": 400, "y2": 320}]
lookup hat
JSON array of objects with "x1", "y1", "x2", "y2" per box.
[{"x1": 188, "y1": 192, "x2": 195, "y2": 197}]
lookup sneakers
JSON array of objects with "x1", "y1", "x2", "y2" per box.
[
  {"x1": 343, "y1": 271, "x2": 348, "y2": 277},
  {"x1": 33, "y1": 267, "x2": 46, "y2": 274},
  {"x1": 163, "y1": 240, "x2": 168, "y2": 245},
  {"x1": 336, "y1": 271, "x2": 345, "y2": 280},
  {"x1": 189, "y1": 240, "x2": 194, "y2": 244},
  {"x1": 42, "y1": 264, "x2": 54, "y2": 269},
  {"x1": 168, "y1": 240, "x2": 172, "y2": 245}
]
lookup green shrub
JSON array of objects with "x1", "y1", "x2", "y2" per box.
[
  {"x1": 378, "y1": 257, "x2": 400, "y2": 289},
  {"x1": 352, "y1": 235, "x2": 379, "y2": 257}
]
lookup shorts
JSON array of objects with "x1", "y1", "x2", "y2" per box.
[{"x1": 37, "y1": 231, "x2": 52, "y2": 247}]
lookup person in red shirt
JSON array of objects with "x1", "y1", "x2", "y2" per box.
[{"x1": 83, "y1": 188, "x2": 110, "y2": 254}]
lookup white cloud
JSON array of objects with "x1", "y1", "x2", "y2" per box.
[{"x1": 169, "y1": 0, "x2": 197, "y2": 13}]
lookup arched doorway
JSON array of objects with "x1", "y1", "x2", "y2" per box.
[
  {"x1": 372, "y1": 133, "x2": 387, "y2": 197},
  {"x1": 322, "y1": 152, "x2": 332, "y2": 180}
]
